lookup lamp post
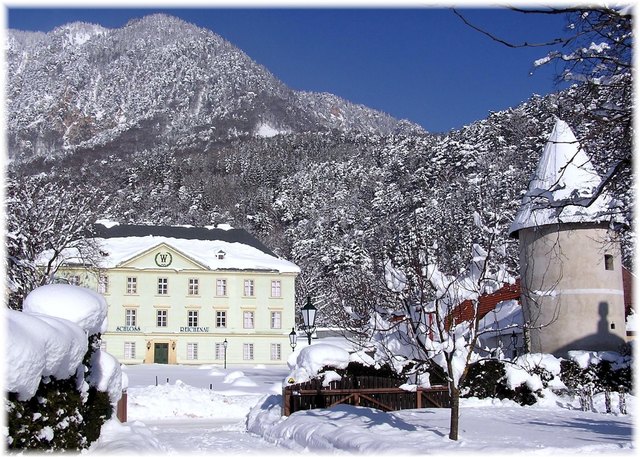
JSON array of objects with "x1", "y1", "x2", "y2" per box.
[
  {"x1": 510, "y1": 331, "x2": 518, "y2": 359},
  {"x1": 223, "y1": 338, "x2": 228, "y2": 369},
  {"x1": 301, "y1": 296, "x2": 317, "y2": 345},
  {"x1": 289, "y1": 328, "x2": 298, "y2": 351}
]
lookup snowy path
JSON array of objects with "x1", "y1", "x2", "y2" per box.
[{"x1": 144, "y1": 418, "x2": 291, "y2": 454}]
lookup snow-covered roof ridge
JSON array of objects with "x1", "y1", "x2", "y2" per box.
[
  {"x1": 509, "y1": 119, "x2": 621, "y2": 237},
  {"x1": 89, "y1": 223, "x2": 300, "y2": 274}
]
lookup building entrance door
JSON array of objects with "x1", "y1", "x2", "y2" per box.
[{"x1": 154, "y1": 343, "x2": 169, "y2": 364}]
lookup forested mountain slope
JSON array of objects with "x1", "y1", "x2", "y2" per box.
[
  {"x1": 7, "y1": 14, "x2": 421, "y2": 162},
  {"x1": 7, "y1": 14, "x2": 632, "y2": 324}
]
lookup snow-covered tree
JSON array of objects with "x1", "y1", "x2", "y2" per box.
[{"x1": 5, "y1": 175, "x2": 106, "y2": 309}]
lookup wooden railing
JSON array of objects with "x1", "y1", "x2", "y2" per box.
[{"x1": 282, "y1": 375, "x2": 450, "y2": 416}]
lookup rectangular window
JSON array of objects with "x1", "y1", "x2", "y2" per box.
[
  {"x1": 157, "y1": 309, "x2": 168, "y2": 327},
  {"x1": 270, "y1": 343, "x2": 282, "y2": 361},
  {"x1": 243, "y1": 311, "x2": 254, "y2": 329},
  {"x1": 68, "y1": 275, "x2": 80, "y2": 286},
  {"x1": 126, "y1": 277, "x2": 137, "y2": 294},
  {"x1": 158, "y1": 277, "x2": 168, "y2": 295},
  {"x1": 98, "y1": 274, "x2": 109, "y2": 294},
  {"x1": 243, "y1": 343, "x2": 254, "y2": 360},
  {"x1": 188, "y1": 278, "x2": 199, "y2": 296},
  {"x1": 244, "y1": 279, "x2": 255, "y2": 297},
  {"x1": 124, "y1": 342, "x2": 136, "y2": 360},
  {"x1": 216, "y1": 279, "x2": 227, "y2": 296},
  {"x1": 187, "y1": 343, "x2": 198, "y2": 360},
  {"x1": 215, "y1": 343, "x2": 225, "y2": 360},
  {"x1": 188, "y1": 310, "x2": 199, "y2": 327},
  {"x1": 125, "y1": 309, "x2": 137, "y2": 327},
  {"x1": 271, "y1": 280, "x2": 282, "y2": 297},
  {"x1": 604, "y1": 254, "x2": 614, "y2": 271},
  {"x1": 216, "y1": 311, "x2": 227, "y2": 328},
  {"x1": 270, "y1": 311, "x2": 282, "y2": 329}
]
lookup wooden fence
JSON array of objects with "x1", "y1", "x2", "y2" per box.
[{"x1": 282, "y1": 375, "x2": 450, "y2": 416}]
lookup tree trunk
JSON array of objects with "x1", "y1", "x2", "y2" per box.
[{"x1": 449, "y1": 385, "x2": 460, "y2": 441}]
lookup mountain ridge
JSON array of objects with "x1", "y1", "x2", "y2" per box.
[{"x1": 7, "y1": 13, "x2": 425, "y2": 162}]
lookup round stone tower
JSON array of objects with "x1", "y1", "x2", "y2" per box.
[{"x1": 509, "y1": 119, "x2": 626, "y2": 356}]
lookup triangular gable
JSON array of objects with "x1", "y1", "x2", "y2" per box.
[{"x1": 117, "y1": 242, "x2": 210, "y2": 271}]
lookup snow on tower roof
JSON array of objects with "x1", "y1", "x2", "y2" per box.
[{"x1": 508, "y1": 119, "x2": 620, "y2": 238}]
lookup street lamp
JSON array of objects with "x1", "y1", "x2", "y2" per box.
[
  {"x1": 223, "y1": 338, "x2": 228, "y2": 369},
  {"x1": 301, "y1": 296, "x2": 317, "y2": 345},
  {"x1": 288, "y1": 328, "x2": 298, "y2": 351},
  {"x1": 510, "y1": 331, "x2": 518, "y2": 359}
]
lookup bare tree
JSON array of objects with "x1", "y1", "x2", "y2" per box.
[{"x1": 453, "y1": 6, "x2": 632, "y2": 203}]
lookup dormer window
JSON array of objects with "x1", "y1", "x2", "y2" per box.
[{"x1": 217, "y1": 250, "x2": 226, "y2": 260}]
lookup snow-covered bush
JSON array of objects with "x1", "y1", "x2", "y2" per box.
[
  {"x1": 559, "y1": 351, "x2": 632, "y2": 394},
  {"x1": 460, "y1": 351, "x2": 632, "y2": 407},
  {"x1": 5, "y1": 284, "x2": 121, "y2": 451}
]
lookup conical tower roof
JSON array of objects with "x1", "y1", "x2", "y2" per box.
[{"x1": 509, "y1": 119, "x2": 619, "y2": 238}]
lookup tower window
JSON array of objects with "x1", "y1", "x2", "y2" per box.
[{"x1": 604, "y1": 254, "x2": 614, "y2": 271}]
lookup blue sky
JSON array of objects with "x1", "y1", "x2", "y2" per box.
[{"x1": 7, "y1": 6, "x2": 570, "y2": 133}]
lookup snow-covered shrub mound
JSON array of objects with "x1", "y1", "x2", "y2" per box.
[
  {"x1": 6, "y1": 309, "x2": 87, "y2": 400},
  {"x1": 6, "y1": 285, "x2": 120, "y2": 451},
  {"x1": 461, "y1": 351, "x2": 632, "y2": 407},
  {"x1": 285, "y1": 343, "x2": 351, "y2": 386},
  {"x1": 23, "y1": 283, "x2": 108, "y2": 335}
]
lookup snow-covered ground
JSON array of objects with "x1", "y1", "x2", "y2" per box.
[
  {"x1": 7, "y1": 285, "x2": 634, "y2": 454},
  {"x1": 91, "y1": 361, "x2": 635, "y2": 454}
]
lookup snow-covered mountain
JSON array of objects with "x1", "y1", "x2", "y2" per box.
[{"x1": 6, "y1": 14, "x2": 424, "y2": 161}]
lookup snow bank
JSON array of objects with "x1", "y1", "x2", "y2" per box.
[
  {"x1": 88, "y1": 419, "x2": 167, "y2": 453},
  {"x1": 23, "y1": 283, "x2": 108, "y2": 335},
  {"x1": 247, "y1": 395, "x2": 634, "y2": 454},
  {"x1": 127, "y1": 380, "x2": 263, "y2": 421}
]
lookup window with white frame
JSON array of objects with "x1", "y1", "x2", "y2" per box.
[
  {"x1": 98, "y1": 274, "x2": 109, "y2": 294},
  {"x1": 215, "y1": 343, "x2": 225, "y2": 360},
  {"x1": 243, "y1": 311, "x2": 254, "y2": 329},
  {"x1": 68, "y1": 275, "x2": 80, "y2": 286},
  {"x1": 126, "y1": 277, "x2": 137, "y2": 294},
  {"x1": 270, "y1": 343, "x2": 282, "y2": 360},
  {"x1": 216, "y1": 279, "x2": 227, "y2": 296},
  {"x1": 157, "y1": 309, "x2": 168, "y2": 327},
  {"x1": 124, "y1": 342, "x2": 136, "y2": 359},
  {"x1": 125, "y1": 308, "x2": 137, "y2": 326},
  {"x1": 157, "y1": 277, "x2": 168, "y2": 295},
  {"x1": 270, "y1": 311, "x2": 282, "y2": 329},
  {"x1": 271, "y1": 280, "x2": 282, "y2": 297},
  {"x1": 216, "y1": 311, "x2": 227, "y2": 328},
  {"x1": 188, "y1": 278, "x2": 199, "y2": 295},
  {"x1": 187, "y1": 343, "x2": 198, "y2": 360},
  {"x1": 188, "y1": 310, "x2": 199, "y2": 327},
  {"x1": 244, "y1": 279, "x2": 255, "y2": 297},
  {"x1": 243, "y1": 343, "x2": 254, "y2": 360}
]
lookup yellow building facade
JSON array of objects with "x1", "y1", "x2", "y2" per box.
[{"x1": 56, "y1": 224, "x2": 300, "y2": 365}]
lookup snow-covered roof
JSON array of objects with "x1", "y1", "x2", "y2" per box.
[
  {"x1": 509, "y1": 119, "x2": 620, "y2": 238},
  {"x1": 46, "y1": 224, "x2": 300, "y2": 274}
]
